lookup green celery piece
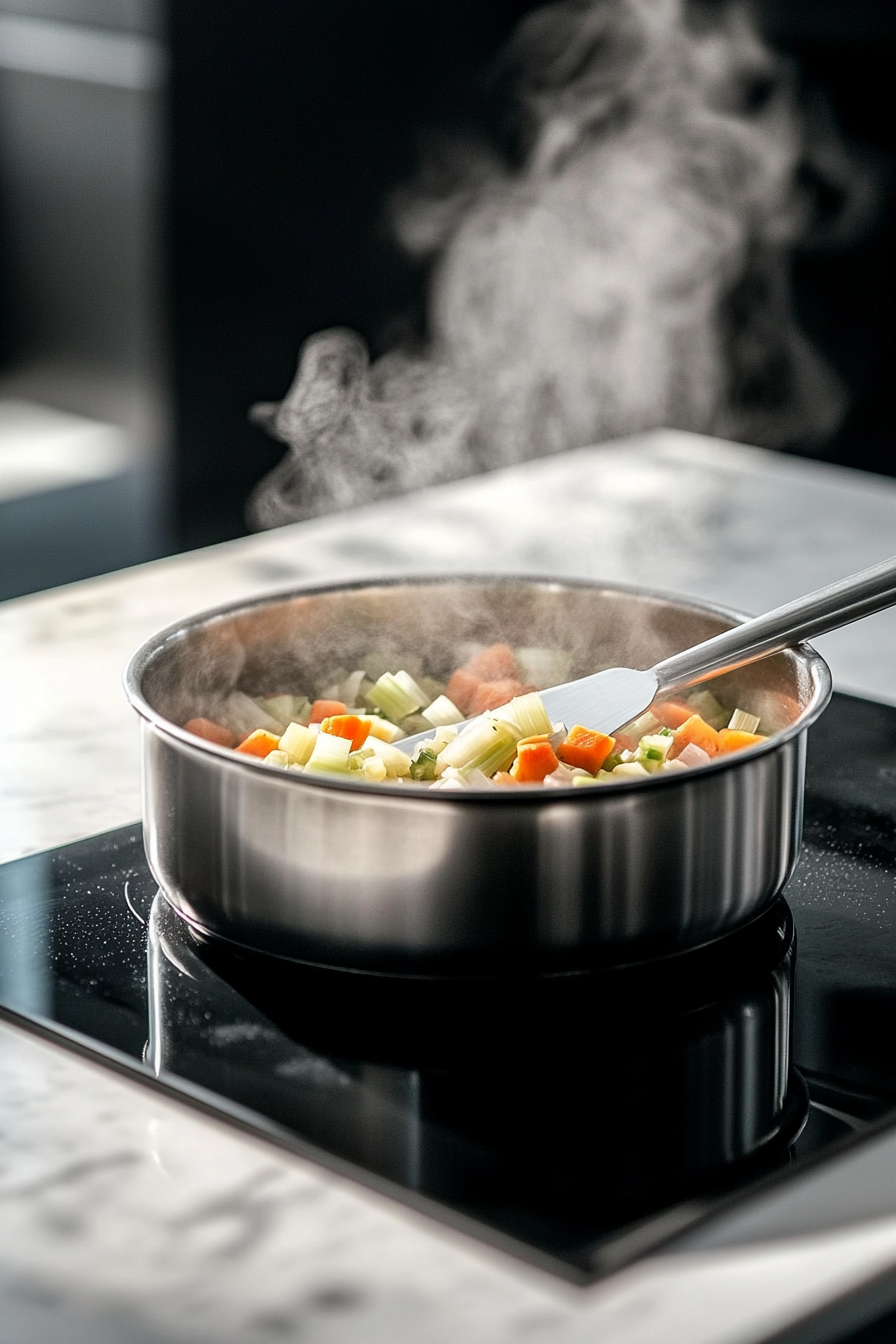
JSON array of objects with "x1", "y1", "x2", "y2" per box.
[{"x1": 409, "y1": 748, "x2": 439, "y2": 782}]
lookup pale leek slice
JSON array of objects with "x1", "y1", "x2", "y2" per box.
[
  {"x1": 278, "y1": 722, "x2": 316, "y2": 765},
  {"x1": 422, "y1": 695, "x2": 464, "y2": 728},
  {"x1": 304, "y1": 733, "x2": 352, "y2": 776},
  {"x1": 728, "y1": 708, "x2": 761, "y2": 733}
]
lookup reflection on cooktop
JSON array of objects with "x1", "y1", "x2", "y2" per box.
[{"x1": 1, "y1": 692, "x2": 896, "y2": 1282}]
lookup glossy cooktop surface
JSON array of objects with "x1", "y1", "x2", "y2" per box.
[{"x1": 2, "y1": 691, "x2": 896, "y2": 1283}]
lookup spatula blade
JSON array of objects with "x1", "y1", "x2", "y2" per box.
[{"x1": 538, "y1": 667, "x2": 659, "y2": 738}]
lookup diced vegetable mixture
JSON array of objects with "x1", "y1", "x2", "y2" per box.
[{"x1": 182, "y1": 642, "x2": 767, "y2": 789}]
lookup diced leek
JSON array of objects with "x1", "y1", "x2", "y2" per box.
[
  {"x1": 256, "y1": 695, "x2": 297, "y2": 726},
  {"x1": 422, "y1": 695, "x2": 464, "y2": 728},
  {"x1": 304, "y1": 733, "x2": 352, "y2": 775},
  {"x1": 728, "y1": 707, "x2": 761, "y2": 733},
  {"x1": 366, "y1": 738, "x2": 412, "y2": 778},
  {"x1": 278, "y1": 722, "x2": 316, "y2": 765},
  {"x1": 516, "y1": 647, "x2": 573, "y2": 689},
  {"x1": 420, "y1": 726, "x2": 459, "y2": 756},
  {"x1": 611, "y1": 761, "x2": 650, "y2": 779},
  {"x1": 340, "y1": 670, "x2": 369, "y2": 707},
  {"x1": 365, "y1": 670, "x2": 426, "y2": 720},
  {"x1": 661, "y1": 759, "x2": 688, "y2": 773},
  {"x1": 218, "y1": 692, "x2": 284, "y2": 739},
  {"x1": 636, "y1": 732, "x2": 675, "y2": 773},
  {"x1": 492, "y1": 692, "x2": 552, "y2": 739},
  {"x1": 358, "y1": 715, "x2": 405, "y2": 744},
  {"x1": 409, "y1": 747, "x2": 439, "y2": 782},
  {"x1": 263, "y1": 750, "x2": 291, "y2": 769},
  {"x1": 436, "y1": 716, "x2": 519, "y2": 778},
  {"x1": 620, "y1": 710, "x2": 662, "y2": 741},
  {"x1": 687, "y1": 689, "x2": 728, "y2": 730},
  {"x1": 572, "y1": 773, "x2": 604, "y2": 787},
  {"x1": 463, "y1": 768, "x2": 496, "y2": 789},
  {"x1": 361, "y1": 755, "x2": 388, "y2": 783}
]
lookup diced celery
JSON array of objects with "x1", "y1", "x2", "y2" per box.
[
  {"x1": 340, "y1": 670, "x2": 369, "y2": 707},
  {"x1": 365, "y1": 671, "x2": 426, "y2": 721},
  {"x1": 409, "y1": 748, "x2": 439, "y2": 782},
  {"x1": 687, "y1": 689, "x2": 728, "y2": 730},
  {"x1": 358, "y1": 715, "x2": 405, "y2": 744},
  {"x1": 572, "y1": 774, "x2": 604, "y2": 787},
  {"x1": 263, "y1": 750, "x2": 291, "y2": 769},
  {"x1": 436, "y1": 716, "x2": 519, "y2": 778},
  {"x1": 636, "y1": 732, "x2": 675, "y2": 773},
  {"x1": 611, "y1": 761, "x2": 650, "y2": 778},
  {"x1": 304, "y1": 733, "x2": 352, "y2": 775},
  {"x1": 256, "y1": 695, "x2": 297, "y2": 726},
  {"x1": 218, "y1": 692, "x2": 284, "y2": 739},
  {"x1": 492, "y1": 692, "x2": 552, "y2": 739},
  {"x1": 516, "y1": 647, "x2": 573, "y2": 689},
  {"x1": 361, "y1": 756, "x2": 388, "y2": 783},
  {"x1": 728, "y1": 707, "x2": 761, "y2": 733},
  {"x1": 422, "y1": 695, "x2": 464, "y2": 728},
  {"x1": 366, "y1": 738, "x2": 412, "y2": 777},
  {"x1": 278, "y1": 722, "x2": 316, "y2": 765},
  {"x1": 620, "y1": 710, "x2": 662, "y2": 741},
  {"x1": 463, "y1": 768, "x2": 496, "y2": 789}
]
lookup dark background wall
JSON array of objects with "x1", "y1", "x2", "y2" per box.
[{"x1": 166, "y1": 0, "x2": 896, "y2": 550}]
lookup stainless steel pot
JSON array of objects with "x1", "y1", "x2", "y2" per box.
[{"x1": 124, "y1": 575, "x2": 832, "y2": 971}]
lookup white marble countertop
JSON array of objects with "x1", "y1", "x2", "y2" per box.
[{"x1": 5, "y1": 429, "x2": 896, "y2": 1342}]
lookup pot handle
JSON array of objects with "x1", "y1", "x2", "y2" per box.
[{"x1": 653, "y1": 554, "x2": 896, "y2": 692}]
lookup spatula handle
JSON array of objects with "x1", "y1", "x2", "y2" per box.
[{"x1": 653, "y1": 554, "x2": 896, "y2": 693}]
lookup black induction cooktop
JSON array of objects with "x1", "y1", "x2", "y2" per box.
[{"x1": 3, "y1": 691, "x2": 896, "y2": 1286}]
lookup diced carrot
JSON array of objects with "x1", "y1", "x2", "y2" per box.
[
  {"x1": 510, "y1": 739, "x2": 560, "y2": 782},
  {"x1": 669, "y1": 714, "x2": 722, "y2": 759},
  {"x1": 183, "y1": 717, "x2": 235, "y2": 748},
  {"x1": 320, "y1": 714, "x2": 370, "y2": 752},
  {"x1": 468, "y1": 678, "x2": 528, "y2": 714},
  {"x1": 557, "y1": 725, "x2": 615, "y2": 774},
  {"x1": 652, "y1": 700, "x2": 695, "y2": 730},
  {"x1": 309, "y1": 698, "x2": 347, "y2": 724},
  {"x1": 445, "y1": 668, "x2": 480, "y2": 715},
  {"x1": 235, "y1": 729, "x2": 281, "y2": 759},
  {"x1": 465, "y1": 643, "x2": 519, "y2": 682},
  {"x1": 718, "y1": 729, "x2": 768, "y2": 753}
]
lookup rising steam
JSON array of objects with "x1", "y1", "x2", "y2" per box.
[{"x1": 248, "y1": 0, "x2": 873, "y2": 529}]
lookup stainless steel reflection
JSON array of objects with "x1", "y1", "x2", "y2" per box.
[{"x1": 124, "y1": 576, "x2": 831, "y2": 968}]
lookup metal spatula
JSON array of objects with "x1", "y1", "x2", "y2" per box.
[{"x1": 398, "y1": 554, "x2": 896, "y2": 755}]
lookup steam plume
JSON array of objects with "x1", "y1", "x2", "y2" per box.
[{"x1": 249, "y1": 0, "x2": 873, "y2": 529}]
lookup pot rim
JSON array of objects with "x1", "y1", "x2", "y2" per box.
[{"x1": 123, "y1": 571, "x2": 833, "y2": 803}]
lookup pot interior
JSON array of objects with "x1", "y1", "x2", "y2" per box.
[{"x1": 137, "y1": 578, "x2": 821, "y2": 740}]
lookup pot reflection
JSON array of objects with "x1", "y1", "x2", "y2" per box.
[{"x1": 147, "y1": 892, "x2": 806, "y2": 1269}]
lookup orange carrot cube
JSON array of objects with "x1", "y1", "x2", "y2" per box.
[
  {"x1": 510, "y1": 739, "x2": 560, "y2": 782},
  {"x1": 309, "y1": 698, "x2": 347, "y2": 724},
  {"x1": 557, "y1": 725, "x2": 615, "y2": 774},
  {"x1": 235, "y1": 729, "x2": 281, "y2": 759},
  {"x1": 183, "y1": 717, "x2": 235, "y2": 748},
  {"x1": 670, "y1": 714, "x2": 722, "y2": 759},
  {"x1": 652, "y1": 700, "x2": 695, "y2": 730},
  {"x1": 320, "y1": 714, "x2": 370, "y2": 752},
  {"x1": 718, "y1": 729, "x2": 768, "y2": 753}
]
